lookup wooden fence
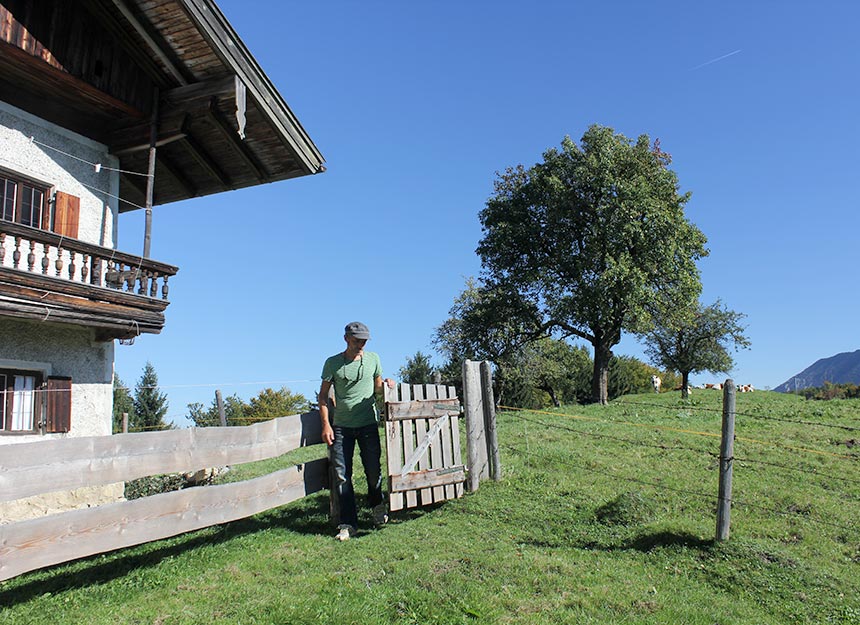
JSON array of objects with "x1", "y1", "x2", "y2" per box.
[
  {"x1": 0, "y1": 362, "x2": 501, "y2": 582},
  {"x1": 0, "y1": 411, "x2": 326, "y2": 581}
]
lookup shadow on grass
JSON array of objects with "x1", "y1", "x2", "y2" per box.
[
  {"x1": 0, "y1": 493, "x2": 335, "y2": 607},
  {"x1": 1, "y1": 491, "x2": 446, "y2": 606},
  {"x1": 623, "y1": 530, "x2": 714, "y2": 552},
  {"x1": 521, "y1": 528, "x2": 715, "y2": 553}
]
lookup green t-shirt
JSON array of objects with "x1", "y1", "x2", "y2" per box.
[{"x1": 321, "y1": 351, "x2": 383, "y2": 427}]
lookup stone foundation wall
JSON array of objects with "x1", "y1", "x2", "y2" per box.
[{"x1": 0, "y1": 483, "x2": 125, "y2": 524}]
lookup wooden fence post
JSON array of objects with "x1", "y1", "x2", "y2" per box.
[
  {"x1": 215, "y1": 389, "x2": 227, "y2": 426},
  {"x1": 716, "y1": 379, "x2": 736, "y2": 541},
  {"x1": 462, "y1": 360, "x2": 488, "y2": 491},
  {"x1": 326, "y1": 385, "x2": 340, "y2": 525},
  {"x1": 480, "y1": 361, "x2": 501, "y2": 481}
]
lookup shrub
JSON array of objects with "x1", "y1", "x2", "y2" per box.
[{"x1": 594, "y1": 491, "x2": 657, "y2": 526}]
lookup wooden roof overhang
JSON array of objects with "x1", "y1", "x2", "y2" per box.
[{"x1": 0, "y1": 0, "x2": 325, "y2": 212}]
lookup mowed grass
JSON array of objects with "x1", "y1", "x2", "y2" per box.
[{"x1": 1, "y1": 390, "x2": 858, "y2": 624}]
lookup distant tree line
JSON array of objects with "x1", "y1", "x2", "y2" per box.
[
  {"x1": 186, "y1": 386, "x2": 310, "y2": 427},
  {"x1": 113, "y1": 362, "x2": 310, "y2": 431},
  {"x1": 399, "y1": 341, "x2": 682, "y2": 410},
  {"x1": 792, "y1": 382, "x2": 860, "y2": 401}
]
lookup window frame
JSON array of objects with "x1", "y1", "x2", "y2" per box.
[
  {"x1": 0, "y1": 167, "x2": 52, "y2": 231},
  {"x1": 0, "y1": 367, "x2": 45, "y2": 434}
]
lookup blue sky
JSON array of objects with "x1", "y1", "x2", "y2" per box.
[{"x1": 115, "y1": 1, "x2": 860, "y2": 424}]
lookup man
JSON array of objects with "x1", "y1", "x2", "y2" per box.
[{"x1": 319, "y1": 321, "x2": 394, "y2": 541}]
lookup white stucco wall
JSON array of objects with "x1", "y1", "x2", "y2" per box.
[
  {"x1": 0, "y1": 104, "x2": 129, "y2": 521},
  {"x1": 0, "y1": 100, "x2": 119, "y2": 248},
  {"x1": 0, "y1": 317, "x2": 114, "y2": 444}
]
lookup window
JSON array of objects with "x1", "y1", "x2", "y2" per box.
[
  {"x1": 1, "y1": 368, "x2": 43, "y2": 433},
  {"x1": 0, "y1": 173, "x2": 47, "y2": 229}
]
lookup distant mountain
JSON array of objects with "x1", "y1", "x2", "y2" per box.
[{"x1": 774, "y1": 349, "x2": 860, "y2": 392}]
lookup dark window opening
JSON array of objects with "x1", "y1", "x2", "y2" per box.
[{"x1": 0, "y1": 172, "x2": 48, "y2": 230}]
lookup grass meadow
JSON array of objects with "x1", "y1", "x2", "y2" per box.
[{"x1": 1, "y1": 389, "x2": 858, "y2": 624}]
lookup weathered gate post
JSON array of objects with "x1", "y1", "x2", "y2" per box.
[
  {"x1": 716, "y1": 379, "x2": 736, "y2": 541},
  {"x1": 463, "y1": 360, "x2": 489, "y2": 491},
  {"x1": 480, "y1": 361, "x2": 501, "y2": 481}
]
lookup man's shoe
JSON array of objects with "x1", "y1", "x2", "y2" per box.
[
  {"x1": 335, "y1": 524, "x2": 355, "y2": 541},
  {"x1": 372, "y1": 503, "x2": 389, "y2": 526}
]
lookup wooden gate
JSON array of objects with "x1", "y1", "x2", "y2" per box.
[{"x1": 383, "y1": 383, "x2": 465, "y2": 511}]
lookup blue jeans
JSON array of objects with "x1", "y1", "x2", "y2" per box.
[{"x1": 331, "y1": 423, "x2": 384, "y2": 529}]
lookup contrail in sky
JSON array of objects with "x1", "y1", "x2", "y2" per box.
[{"x1": 689, "y1": 49, "x2": 742, "y2": 71}]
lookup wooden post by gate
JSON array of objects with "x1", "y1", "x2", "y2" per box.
[
  {"x1": 384, "y1": 383, "x2": 466, "y2": 512},
  {"x1": 462, "y1": 359, "x2": 500, "y2": 491}
]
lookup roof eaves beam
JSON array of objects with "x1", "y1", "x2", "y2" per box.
[
  {"x1": 108, "y1": 0, "x2": 193, "y2": 86},
  {"x1": 155, "y1": 152, "x2": 198, "y2": 199},
  {"x1": 180, "y1": 119, "x2": 231, "y2": 189},
  {"x1": 206, "y1": 96, "x2": 269, "y2": 183},
  {"x1": 179, "y1": 0, "x2": 325, "y2": 174}
]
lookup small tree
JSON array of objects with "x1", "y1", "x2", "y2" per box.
[
  {"x1": 187, "y1": 393, "x2": 247, "y2": 427},
  {"x1": 507, "y1": 339, "x2": 592, "y2": 408},
  {"x1": 398, "y1": 351, "x2": 436, "y2": 385},
  {"x1": 133, "y1": 362, "x2": 170, "y2": 431},
  {"x1": 246, "y1": 387, "x2": 309, "y2": 422},
  {"x1": 112, "y1": 375, "x2": 135, "y2": 433},
  {"x1": 644, "y1": 300, "x2": 750, "y2": 398}
]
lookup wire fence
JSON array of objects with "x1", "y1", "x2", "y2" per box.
[{"x1": 496, "y1": 396, "x2": 859, "y2": 538}]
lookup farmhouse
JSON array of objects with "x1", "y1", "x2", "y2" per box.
[{"x1": 0, "y1": 0, "x2": 323, "y2": 516}]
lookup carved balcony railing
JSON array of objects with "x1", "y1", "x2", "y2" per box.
[{"x1": 0, "y1": 220, "x2": 178, "y2": 339}]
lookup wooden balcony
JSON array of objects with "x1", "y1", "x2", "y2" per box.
[{"x1": 0, "y1": 221, "x2": 178, "y2": 340}]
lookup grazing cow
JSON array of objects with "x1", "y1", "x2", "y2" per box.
[
  {"x1": 651, "y1": 375, "x2": 661, "y2": 393},
  {"x1": 738, "y1": 384, "x2": 755, "y2": 393},
  {"x1": 703, "y1": 383, "x2": 723, "y2": 390}
]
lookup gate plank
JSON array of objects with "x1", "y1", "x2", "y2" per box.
[
  {"x1": 390, "y1": 466, "x2": 466, "y2": 493},
  {"x1": 384, "y1": 384, "x2": 404, "y2": 512},
  {"x1": 385, "y1": 398, "x2": 459, "y2": 420},
  {"x1": 437, "y1": 386, "x2": 456, "y2": 500},
  {"x1": 400, "y1": 383, "x2": 419, "y2": 508},
  {"x1": 449, "y1": 385, "x2": 464, "y2": 498},
  {"x1": 424, "y1": 385, "x2": 446, "y2": 502},
  {"x1": 410, "y1": 385, "x2": 432, "y2": 504}
]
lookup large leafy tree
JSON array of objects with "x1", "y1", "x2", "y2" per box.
[
  {"x1": 644, "y1": 300, "x2": 750, "y2": 398},
  {"x1": 506, "y1": 338, "x2": 592, "y2": 408},
  {"x1": 133, "y1": 361, "x2": 170, "y2": 431},
  {"x1": 433, "y1": 279, "x2": 591, "y2": 407},
  {"x1": 477, "y1": 125, "x2": 708, "y2": 404},
  {"x1": 433, "y1": 277, "x2": 540, "y2": 405}
]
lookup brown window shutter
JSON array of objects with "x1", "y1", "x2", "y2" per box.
[
  {"x1": 45, "y1": 376, "x2": 72, "y2": 433},
  {"x1": 53, "y1": 192, "x2": 80, "y2": 238}
]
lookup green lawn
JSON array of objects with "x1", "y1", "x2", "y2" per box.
[{"x1": 1, "y1": 390, "x2": 858, "y2": 624}]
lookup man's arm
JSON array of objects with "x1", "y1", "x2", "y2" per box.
[
  {"x1": 319, "y1": 379, "x2": 334, "y2": 446},
  {"x1": 374, "y1": 375, "x2": 395, "y2": 417},
  {"x1": 374, "y1": 376, "x2": 396, "y2": 394}
]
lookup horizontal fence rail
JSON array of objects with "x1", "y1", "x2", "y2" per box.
[{"x1": 0, "y1": 410, "x2": 325, "y2": 581}]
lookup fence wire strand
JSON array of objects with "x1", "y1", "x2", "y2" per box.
[
  {"x1": 617, "y1": 397, "x2": 860, "y2": 432},
  {"x1": 501, "y1": 441, "x2": 859, "y2": 536}
]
